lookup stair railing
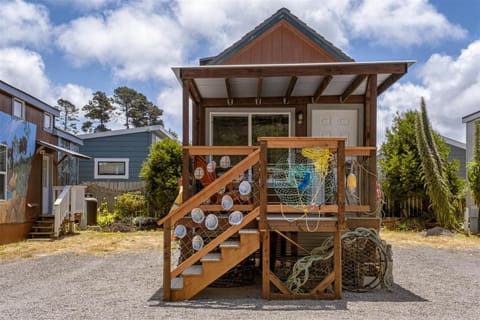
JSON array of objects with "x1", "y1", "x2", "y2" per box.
[
  {"x1": 160, "y1": 147, "x2": 261, "y2": 300},
  {"x1": 53, "y1": 185, "x2": 71, "y2": 237}
]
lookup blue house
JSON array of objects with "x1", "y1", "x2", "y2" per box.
[{"x1": 78, "y1": 125, "x2": 174, "y2": 183}]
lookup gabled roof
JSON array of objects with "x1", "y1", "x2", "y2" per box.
[
  {"x1": 78, "y1": 125, "x2": 174, "y2": 140},
  {"x1": 200, "y1": 7, "x2": 353, "y2": 65},
  {"x1": 462, "y1": 110, "x2": 480, "y2": 123},
  {"x1": 0, "y1": 80, "x2": 59, "y2": 116}
]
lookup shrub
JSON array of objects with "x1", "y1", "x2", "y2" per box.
[
  {"x1": 97, "y1": 200, "x2": 118, "y2": 227},
  {"x1": 114, "y1": 191, "x2": 147, "y2": 219},
  {"x1": 141, "y1": 138, "x2": 182, "y2": 218}
]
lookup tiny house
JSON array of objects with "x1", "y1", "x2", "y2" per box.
[
  {"x1": 0, "y1": 80, "x2": 90, "y2": 244},
  {"x1": 463, "y1": 111, "x2": 480, "y2": 233},
  {"x1": 160, "y1": 8, "x2": 413, "y2": 300}
]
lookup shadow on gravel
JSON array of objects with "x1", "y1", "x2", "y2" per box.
[{"x1": 148, "y1": 284, "x2": 426, "y2": 311}]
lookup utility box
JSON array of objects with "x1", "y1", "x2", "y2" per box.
[{"x1": 85, "y1": 198, "x2": 98, "y2": 226}]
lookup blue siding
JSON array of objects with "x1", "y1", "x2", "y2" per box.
[
  {"x1": 79, "y1": 132, "x2": 153, "y2": 182},
  {"x1": 447, "y1": 144, "x2": 466, "y2": 179}
]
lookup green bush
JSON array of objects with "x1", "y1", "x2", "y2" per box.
[
  {"x1": 114, "y1": 191, "x2": 147, "y2": 219},
  {"x1": 97, "y1": 200, "x2": 118, "y2": 227},
  {"x1": 141, "y1": 138, "x2": 182, "y2": 218}
]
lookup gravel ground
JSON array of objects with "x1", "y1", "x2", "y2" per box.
[{"x1": 1, "y1": 245, "x2": 479, "y2": 320}]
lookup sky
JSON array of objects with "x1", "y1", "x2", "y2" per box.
[{"x1": 1, "y1": 0, "x2": 479, "y2": 144}]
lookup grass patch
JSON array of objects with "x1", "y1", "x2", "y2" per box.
[
  {"x1": 0, "y1": 230, "x2": 163, "y2": 261},
  {"x1": 380, "y1": 229, "x2": 480, "y2": 251}
]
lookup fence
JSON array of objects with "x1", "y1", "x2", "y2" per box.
[
  {"x1": 382, "y1": 195, "x2": 426, "y2": 218},
  {"x1": 82, "y1": 181, "x2": 145, "y2": 211}
]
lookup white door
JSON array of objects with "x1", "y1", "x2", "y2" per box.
[
  {"x1": 311, "y1": 109, "x2": 358, "y2": 146},
  {"x1": 42, "y1": 154, "x2": 52, "y2": 215}
]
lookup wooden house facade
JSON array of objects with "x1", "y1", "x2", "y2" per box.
[
  {"x1": 0, "y1": 80, "x2": 90, "y2": 244},
  {"x1": 160, "y1": 8, "x2": 413, "y2": 300}
]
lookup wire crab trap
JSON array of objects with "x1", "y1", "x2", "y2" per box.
[
  {"x1": 270, "y1": 147, "x2": 337, "y2": 210},
  {"x1": 272, "y1": 228, "x2": 393, "y2": 294}
]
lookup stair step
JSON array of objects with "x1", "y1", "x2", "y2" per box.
[
  {"x1": 29, "y1": 232, "x2": 54, "y2": 236},
  {"x1": 183, "y1": 265, "x2": 203, "y2": 276},
  {"x1": 201, "y1": 253, "x2": 221, "y2": 262},
  {"x1": 220, "y1": 240, "x2": 240, "y2": 248},
  {"x1": 27, "y1": 238, "x2": 54, "y2": 242},
  {"x1": 171, "y1": 277, "x2": 183, "y2": 290},
  {"x1": 32, "y1": 225, "x2": 54, "y2": 230},
  {"x1": 239, "y1": 229, "x2": 259, "y2": 234}
]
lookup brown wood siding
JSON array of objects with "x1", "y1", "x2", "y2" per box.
[
  {"x1": 25, "y1": 102, "x2": 57, "y2": 144},
  {"x1": 0, "y1": 222, "x2": 33, "y2": 244},
  {"x1": 224, "y1": 21, "x2": 339, "y2": 65},
  {"x1": 26, "y1": 154, "x2": 43, "y2": 221},
  {"x1": 0, "y1": 91, "x2": 11, "y2": 114}
]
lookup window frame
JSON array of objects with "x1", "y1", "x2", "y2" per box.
[
  {"x1": 12, "y1": 98, "x2": 25, "y2": 119},
  {"x1": 94, "y1": 158, "x2": 129, "y2": 179},
  {"x1": 0, "y1": 144, "x2": 6, "y2": 201},
  {"x1": 43, "y1": 113, "x2": 53, "y2": 131},
  {"x1": 208, "y1": 109, "x2": 293, "y2": 147}
]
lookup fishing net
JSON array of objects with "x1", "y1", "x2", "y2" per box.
[{"x1": 272, "y1": 148, "x2": 336, "y2": 209}]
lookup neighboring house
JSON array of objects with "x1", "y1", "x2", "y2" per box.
[
  {"x1": 442, "y1": 135, "x2": 466, "y2": 178},
  {"x1": 0, "y1": 80, "x2": 90, "y2": 244},
  {"x1": 160, "y1": 8, "x2": 413, "y2": 301},
  {"x1": 463, "y1": 111, "x2": 480, "y2": 233},
  {"x1": 78, "y1": 125, "x2": 174, "y2": 183}
]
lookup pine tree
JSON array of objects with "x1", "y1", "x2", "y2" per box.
[
  {"x1": 82, "y1": 91, "x2": 115, "y2": 132},
  {"x1": 56, "y1": 98, "x2": 79, "y2": 133}
]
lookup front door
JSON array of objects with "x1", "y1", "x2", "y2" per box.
[
  {"x1": 311, "y1": 109, "x2": 358, "y2": 146},
  {"x1": 42, "y1": 154, "x2": 52, "y2": 215}
]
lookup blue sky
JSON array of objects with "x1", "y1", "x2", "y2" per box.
[{"x1": 1, "y1": 0, "x2": 479, "y2": 143}]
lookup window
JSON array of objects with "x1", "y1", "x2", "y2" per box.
[
  {"x1": 94, "y1": 158, "x2": 129, "y2": 179},
  {"x1": 43, "y1": 113, "x2": 53, "y2": 131},
  {"x1": 12, "y1": 99, "x2": 25, "y2": 119},
  {"x1": 0, "y1": 144, "x2": 6, "y2": 200}
]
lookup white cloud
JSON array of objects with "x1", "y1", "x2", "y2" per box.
[
  {"x1": 156, "y1": 85, "x2": 183, "y2": 136},
  {"x1": 45, "y1": 0, "x2": 118, "y2": 9},
  {"x1": 0, "y1": 0, "x2": 52, "y2": 48},
  {"x1": 0, "y1": 47, "x2": 53, "y2": 102},
  {"x1": 55, "y1": 83, "x2": 93, "y2": 109},
  {"x1": 56, "y1": 3, "x2": 184, "y2": 81},
  {"x1": 348, "y1": 0, "x2": 466, "y2": 47},
  {"x1": 379, "y1": 40, "x2": 480, "y2": 143}
]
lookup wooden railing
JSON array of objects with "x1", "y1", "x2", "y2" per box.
[
  {"x1": 52, "y1": 185, "x2": 87, "y2": 237},
  {"x1": 161, "y1": 138, "x2": 377, "y2": 300}
]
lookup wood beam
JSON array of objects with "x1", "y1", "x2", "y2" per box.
[
  {"x1": 180, "y1": 62, "x2": 409, "y2": 79},
  {"x1": 256, "y1": 78, "x2": 263, "y2": 104},
  {"x1": 182, "y1": 80, "x2": 189, "y2": 146},
  {"x1": 186, "y1": 79, "x2": 201, "y2": 105},
  {"x1": 377, "y1": 73, "x2": 405, "y2": 95},
  {"x1": 201, "y1": 95, "x2": 365, "y2": 107},
  {"x1": 225, "y1": 78, "x2": 232, "y2": 102},
  {"x1": 284, "y1": 76, "x2": 298, "y2": 103},
  {"x1": 312, "y1": 75, "x2": 332, "y2": 103},
  {"x1": 340, "y1": 74, "x2": 367, "y2": 103}
]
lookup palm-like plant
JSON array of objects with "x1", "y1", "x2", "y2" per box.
[{"x1": 415, "y1": 98, "x2": 456, "y2": 229}]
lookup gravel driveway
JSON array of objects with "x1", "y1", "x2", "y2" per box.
[{"x1": 1, "y1": 245, "x2": 479, "y2": 320}]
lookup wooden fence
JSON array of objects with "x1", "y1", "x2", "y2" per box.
[{"x1": 82, "y1": 181, "x2": 146, "y2": 211}]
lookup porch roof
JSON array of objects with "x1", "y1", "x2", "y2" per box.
[
  {"x1": 37, "y1": 140, "x2": 91, "y2": 160},
  {"x1": 172, "y1": 61, "x2": 415, "y2": 105}
]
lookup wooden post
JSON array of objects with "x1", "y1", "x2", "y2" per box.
[
  {"x1": 335, "y1": 139, "x2": 345, "y2": 299},
  {"x1": 367, "y1": 75, "x2": 377, "y2": 212},
  {"x1": 260, "y1": 140, "x2": 270, "y2": 299},
  {"x1": 182, "y1": 80, "x2": 190, "y2": 202},
  {"x1": 163, "y1": 219, "x2": 171, "y2": 301}
]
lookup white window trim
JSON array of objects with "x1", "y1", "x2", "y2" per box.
[
  {"x1": 43, "y1": 113, "x2": 53, "y2": 131},
  {"x1": 94, "y1": 158, "x2": 129, "y2": 179},
  {"x1": 207, "y1": 109, "x2": 294, "y2": 146},
  {"x1": 12, "y1": 98, "x2": 25, "y2": 119},
  {"x1": 0, "y1": 143, "x2": 6, "y2": 201}
]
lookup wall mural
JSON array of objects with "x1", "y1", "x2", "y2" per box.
[{"x1": 0, "y1": 112, "x2": 36, "y2": 224}]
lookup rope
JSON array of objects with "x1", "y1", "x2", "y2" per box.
[{"x1": 285, "y1": 227, "x2": 393, "y2": 293}]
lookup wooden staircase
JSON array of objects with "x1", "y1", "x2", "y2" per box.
[
  {"x1": 170, "y1": 229, "x2": 260, "y2": 301},
  {"x1": 28, "y1": 216, "x2": 55, "y2": 241}
]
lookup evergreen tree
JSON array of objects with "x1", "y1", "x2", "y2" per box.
[
  {"x1": 113, "y1": 86, "x2": 163, "y2": 128},
  {"x1": 56, "y1": 98, "x2": 79, "y2": 133},
  {"x1": 82, "y1": 91, "x2": 115, "y2": 132}
]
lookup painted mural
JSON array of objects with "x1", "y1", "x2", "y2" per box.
[{"x1": 0, "y1": 111, "x2": 36, "y2": 224}]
